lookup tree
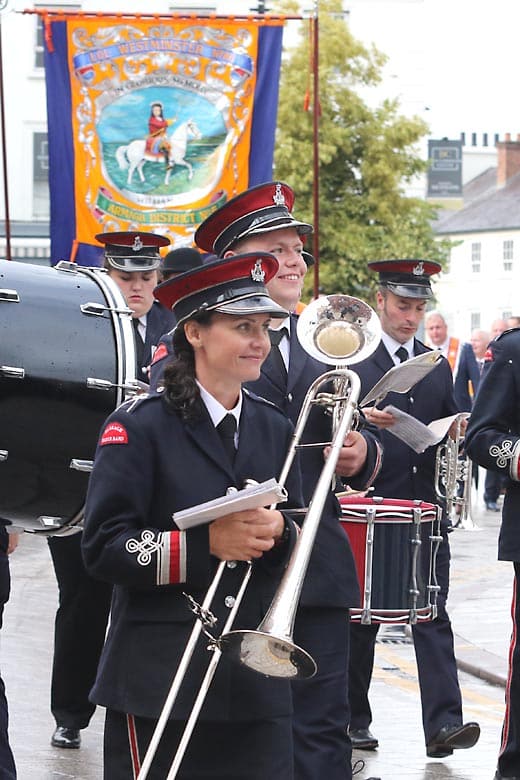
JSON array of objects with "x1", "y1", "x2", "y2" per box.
[{"x1": 272, "y1": 0, "x2": 450, "y2": 300}]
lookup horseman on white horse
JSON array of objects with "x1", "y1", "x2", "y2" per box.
[
  {"x1": 115, "y1": 118, "x2": 202, "y2": 186},
  {"x1": 146, "y1": 101, "x2": 175, "y2": 165}
]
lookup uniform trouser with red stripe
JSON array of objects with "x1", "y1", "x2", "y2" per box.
[
  {"x1": 103, "y1": 709, "x2": 294, "y2": 780},
  {"x1": 349, "y1": 532, "x2": 463, "y2": 745},
  {"x1": 497, "y1": 561, "x2": 520, "y2": 778}
]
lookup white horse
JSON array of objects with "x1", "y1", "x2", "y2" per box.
[{"x1": 115, "y1": 119, "x2": 202, "y2": 186}]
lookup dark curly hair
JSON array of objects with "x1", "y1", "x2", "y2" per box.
[{"x1": 162, "y1": 311, "x2": 214, "y2": 421}]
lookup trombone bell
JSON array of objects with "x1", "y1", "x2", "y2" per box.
[{"x1": 221, "y1": 630, "x2": 316, "y2": 679}]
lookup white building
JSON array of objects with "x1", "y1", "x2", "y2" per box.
[{"x1": 433, "y1": 136, "x2": 520, "y2": 340}]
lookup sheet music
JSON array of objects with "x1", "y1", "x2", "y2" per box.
[
  {"x1": 382, "y1": 407, "x2": 469, "y2": 454},
  {"x1": 360, "y1": 352, "x2": 443, "y2": 408},
  {"x1": 173, "y1": 478, "x2": 288, "y2": 530}
]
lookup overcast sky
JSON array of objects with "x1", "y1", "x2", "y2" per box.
[{"x1": 342, "y1": 0, "x2": 520, "y2": 142}]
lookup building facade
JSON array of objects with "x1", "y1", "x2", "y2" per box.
[{"x1": 433, "y1": 136, "x2": 520, "y2": 341}]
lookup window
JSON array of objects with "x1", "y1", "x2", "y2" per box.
[
  {"x1": 471, "y1": 242, "x2": 481, "y2": 273},
  {"x1": 33, "y1": 132, "x2": 49, "y2": 220},
  {"x1": 470, "y1": 312, "x2": 481, "y2": 331},
  {"x1": 503, "y1": 239, "x2": 514, "y2": 272},
  {"x1": 34, "y1": 17, "x2": 44, "y2": 69}
]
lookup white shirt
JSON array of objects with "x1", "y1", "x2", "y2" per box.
[
  {"x1": 197, "y1": 382, "x2": 242, "y2": 447},
  {"x1": 133, "y1": 314, "x2": 147, "y2": 341},
  {"x1": 381, "y1": 332, "x2": 415, "y2": 365},
  {"x1": 269, "y1": 316, "x2": 291, "y2": 370}
]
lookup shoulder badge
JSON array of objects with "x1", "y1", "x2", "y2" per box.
[{"x1": 100, "y1": 422, "x2": 128, "y2": 446}]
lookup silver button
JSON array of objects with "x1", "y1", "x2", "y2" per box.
[
  {"x1": 226, "y1": 560, "x2": 237, "y2": 569},
  {"x1": 225, "y1": 596, "x2": 236, "y2": 609},
  {"x1": 412, "y1": 466, "x2": 417, "y2": 474},
  {"x1": 288, "y1": 393, "x2": 293, "y2": 403},
  {"x1": 409, "y1": 396, "x2": 414, "y2": 404}
]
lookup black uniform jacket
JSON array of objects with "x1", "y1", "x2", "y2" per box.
[
  {"x1": 82, "y1": 389, "x2": 303, "y2": 722},
  {"x1": 453, "y1": 341, "x2": 481, "y2": 412},
  {"x1": 352, "y1": 339, "x2": 457, "y2": 507},
  {"x1": 245, "y1": 314, "x2": 383, "y2": 610},
  {"x1": 141, "y1": 301, "x2": 176, "y2": 376},
  {"x1": 466, "y1": 329, "x2": 520, "y2": 561}
]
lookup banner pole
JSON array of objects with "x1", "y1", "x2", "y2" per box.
[
  {"x1": 312, "y1": 1, "x2": 319, "y2": 298},
  {"x1": 0, "y1": 15, "x2": 11, "y2": 261}
]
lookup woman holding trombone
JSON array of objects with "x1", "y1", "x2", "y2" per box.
[{"x1": 82, "y1": 252, "x2": 304, "y2": 779}]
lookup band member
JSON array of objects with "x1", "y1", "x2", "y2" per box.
[
  {"x1": 98, "y1": 231, "x2": 176, "y2": 380},
  {"x1": 0, "y1": 530, "x2": 17, "y2": 779},
  {"x1": 185, "y1": 181, "x2": 382, "y2": 780},
  {"x1": 466, "y1": 330, "x2": 520, "y2": 780},
  {"x1": 160, "y1": 246, "x2": 203, "y2": 283},
  {"x1": 82, "y1": 253, "x2": 304, "y2": 779},
  {"x1": 347, "y1": 259, "x2": 480, "y2": 758},
  {"x1": 48, "y1": 231, "x2": 175, "y2": 752}
]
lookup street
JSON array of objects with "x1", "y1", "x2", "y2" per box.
[{"x1": 0, "y1": 484, "x2": 511, "y2": 779}]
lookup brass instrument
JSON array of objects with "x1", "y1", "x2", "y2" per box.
[
  {"x1": 434, "y1": 414, "x2": 476, "y2": 530},
  {"x1": 138, "y1": 294, "x2": 381, "y2": 780}
]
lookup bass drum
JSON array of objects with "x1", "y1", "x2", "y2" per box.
[{"x1": 0, "y1": 260, "x2": 136, "y2": 534}]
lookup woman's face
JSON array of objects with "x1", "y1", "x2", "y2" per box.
[
  {"x1": 185, "y1": 312, "x2": 272, "y2": 394},
  {"x1": 108, "y1": 269, "x2": 158, "y2": 319},
  {"x1": 152, "y1": 104, "x2": 162, "y2": 117}
]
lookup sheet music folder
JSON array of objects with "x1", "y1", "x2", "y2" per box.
[{"x1": 173, "y1": 478, "x2": 288, "y2": 530}]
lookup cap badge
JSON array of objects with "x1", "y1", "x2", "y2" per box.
[
  {"x1": 413, "y1": 261, "x2": 424, "y2": 276},
  {"x1": 273, "y1": 183, "x2": 285, "y2": 207},
  {"x1": 132, "y1": 236, "x2": 144, "y2": 252},
  {"x1": 251, "y1": 260, "x2": 265, "y2": 283}
]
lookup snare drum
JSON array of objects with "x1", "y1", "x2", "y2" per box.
[
  {"x1": 339, "y1": 495, "x2": 442, "y2": 624},
  {"x1": 0, "y1": 260, "x2": 136, "y2": 534}
]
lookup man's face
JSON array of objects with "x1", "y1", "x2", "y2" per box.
[
  {"x1": 491, "y1": 319, "x2": 507, "y2": 338},
  {"x1": 470, "y1": 330, "x2": 489, "y2": 359},
  {"x1": 425, "y1": 314, "x2": 447, "y2": 346},
  {"x1": 229, "y1": 227, "x2": 307, "y2": 312},
  {"x1": 377, "y1": 290, "x2": 427, "y2": 344}
]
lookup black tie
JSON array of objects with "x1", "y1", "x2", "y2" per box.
[
  {"x1": 216, "y1": 414, "x2": 237, "y2": 464},
  {"x1": 132, "y1": 318, "x2": 145, "y2": 371},
  {"x1": 269, "y1": 327, "x2": 288, "y2": 381},
  {"x1": 395, "y1": 346, "x2": 408, "y2": 363}
]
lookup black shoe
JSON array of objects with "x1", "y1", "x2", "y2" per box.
[
  {"x1": 51, "y1": 726, "x2": 81, "y2": 749},
  {"x1": 494, "y1": 772, "x2": 520, "y2": 779},
  {"x1": 426, "y1": 722, "x2": 480, "y2": 758},
  {"x1": 349, "y1": 727, "x2": 379, "y2": 750},
  {"x1": 485, "y1": 501, "x2": 500, "y2": 512}
]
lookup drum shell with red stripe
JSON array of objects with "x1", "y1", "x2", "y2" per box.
[{"x1": 339, "y1": 495, "x2": 441, "y2": 624}]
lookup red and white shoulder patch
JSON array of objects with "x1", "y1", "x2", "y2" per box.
[
  {"x1": 100, "y1": 422, "x2": 128, "y2": 446},
  {"x1": 484, "y1": 347, "x2": 494, "y2": 363}
]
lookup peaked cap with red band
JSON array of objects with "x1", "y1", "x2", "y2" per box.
[
  {"x1": 194, "y1": 181, "x2": 313, "y2": 257},
  {"x1": 154, "y1": 252, "x2": 288, "y2": 326},
  {"x1": 95, "y1": 231, "x2": 170, "y2": 272},
  {"x1": 368, "y1": 258, "x2": 442, "y2": 299}
]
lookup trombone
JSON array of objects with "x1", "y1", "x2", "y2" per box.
[{"x1": 138, "y1": 294, "x2": 381, "y2": 780}]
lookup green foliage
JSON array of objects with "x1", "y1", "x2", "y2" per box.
[{"x1": 271, "y1": 0, "x2": 449, "y2": 300}]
